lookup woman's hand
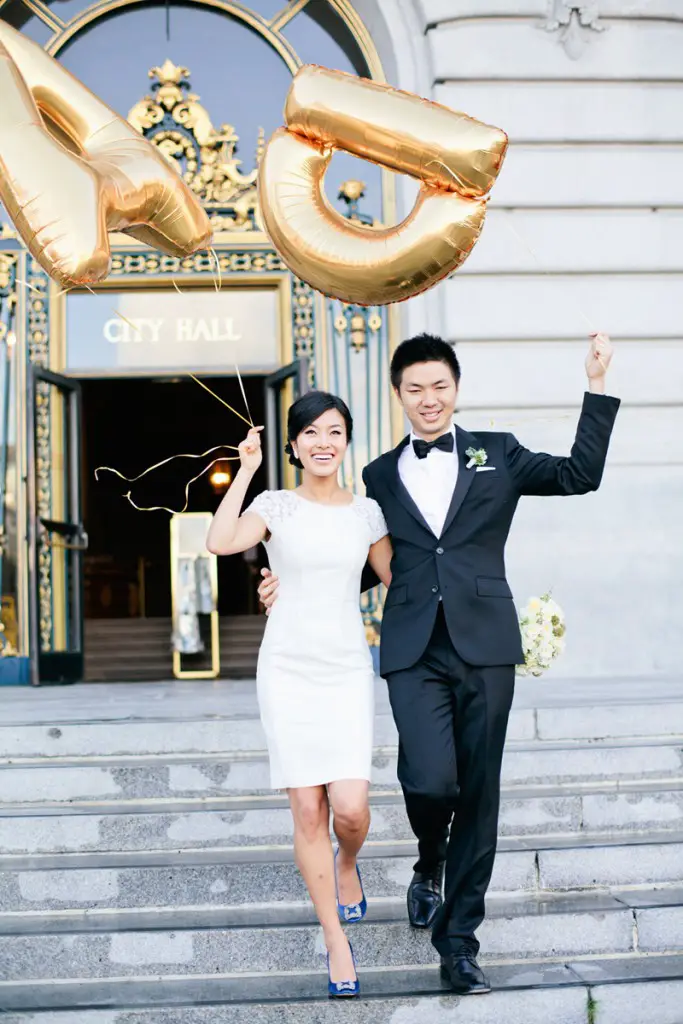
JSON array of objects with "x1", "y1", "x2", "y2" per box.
[
  {"x1": 239, "y1": 427, "x2": 264, "y2": 474},
  {"x1": 206, "y1": 426, "x2": 266, "y2": 556},
  {"x1": 368, "y1": 536, "x2": 392, "y2": 589}
]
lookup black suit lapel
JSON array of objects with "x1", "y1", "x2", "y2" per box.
[
  {"x1": 385, "y1": 436, "x2": 433, "y2": 535},
  {"x1": 440, "y1": 425, "x2": 478, "y2": 537}
]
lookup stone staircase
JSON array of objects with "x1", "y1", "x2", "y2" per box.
[
  {"x1": 84, "y1": 616, "x2": 266, "y2": 681},
  {"x1": 0, "y1": 677, "x2": 682, "y2": 1023}
]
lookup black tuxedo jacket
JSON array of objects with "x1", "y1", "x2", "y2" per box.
[{"x1": 362, "y1": 392, "x2": 620, "y2": 677}]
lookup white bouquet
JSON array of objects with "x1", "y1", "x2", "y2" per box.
[{"x1": 516, "y1": 593, "x2": 566, "y2": 677}]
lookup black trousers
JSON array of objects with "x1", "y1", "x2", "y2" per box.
[{"x1": 385, "y1": 606, "x2": 515, "y2": 957}]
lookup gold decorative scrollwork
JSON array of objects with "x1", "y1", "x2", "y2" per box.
[
  {"x1": 128, "y1": 60, "x2": 264, "y2": 230},
  {"x1": 0, "y1": 252, "x2": 17, "y2": 294},
  {"x1": 0, "y1": 250, "x2": 18, "y2": 656},
  {"x1": 23, "y1": 258, "x2": 53, "y2": 649}
]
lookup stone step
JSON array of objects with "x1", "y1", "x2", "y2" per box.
[
  {"x1": 85, "y1": 638, "x2": 261, "y2": 656},
  {"x1": 1, "y1": 883, "x2": 680, "y2": 935},
  {"x1": 83, "y1": 659, "x2": 259, "y2": 676},
  {"x1": 3, "y1": 700, "x2": 683, "y2": 758},
  {"x1": 2, "y1": 832, "x2": 683, "y2": 912},
  {"x1": 83, "y1": 658, "x2": 261, "y2": 675},
  {"x1": 81, "y1": 668, "x2": 261, "y2": 683},
  {"x1": 1, "y1": 978, "x2": 682, "y2": 1024},
  {"x1": 83, "y1": 620, "x2": 265, "y2": 679},
  {"x1": 0, "y1": 713, "x2": 457, "y2": 759},
  {"x1": 6, "y1": 677, "x2": 683, "y2": 721},
  {"x1": 2, "y1": 736, "x2": 682, "y2": 803},
  {"x1": 85, "y1": 639, "x2": 261, "y2": 658},
  {"x1": 83, "y1": 614, "x2": 266, "y2": 630},
  {"x1": 5, "y1": 677, "x2": 682, "y2": 726},
  {"x1": 84, "y1": 667, "x2": 173, "y2": 683},
  {"x1": 4, "y1": 899, "x2": 682, "y2": 982},
  {"x1": 0, "y1": 882, "x2": 681, "y2": 975},
  {"x1": 2, "y1": 784, "x2": 683, "y2": 855},
  {"x1": 1, "y1": 953, "x2": 682, "y2": 1020}
]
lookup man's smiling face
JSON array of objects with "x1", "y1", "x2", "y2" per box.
[{"x1": 395, "y1": 360, "x2": 458, "y2": 441}]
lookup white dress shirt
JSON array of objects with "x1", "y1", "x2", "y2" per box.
[{"x1": 398, "y1": 425, "x2": 458, "y2": 537}]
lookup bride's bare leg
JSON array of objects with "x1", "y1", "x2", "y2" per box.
[
  {"x1": 328, "y1": 780, "x2": 371, "y2": 907},
  {"x1": 288, "y1": 785, "x2": 356, "y2": 983}
]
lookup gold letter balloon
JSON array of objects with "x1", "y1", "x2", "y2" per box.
[
  {"x1": 258, "y1": 66, "x2": 508, "y2": 307},
  {"x1": 0, "y1": 22, "x2": 211, "y2": 289}
]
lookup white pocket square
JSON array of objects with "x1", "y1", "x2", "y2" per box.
[{"x1": 475, "y1": 466, "x2": 496, "y2": 472}]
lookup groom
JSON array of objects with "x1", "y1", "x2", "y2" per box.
[{"x1": 259, "y1": 332, "x2": 619, "y2": 993}]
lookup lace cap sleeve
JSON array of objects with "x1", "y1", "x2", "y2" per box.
[
  {"x1": 359, "y1": 496, "x2": 388, "y2": 545},
  {"x1": 245, "y1": 490, "x2": 297, "y2": 531}
]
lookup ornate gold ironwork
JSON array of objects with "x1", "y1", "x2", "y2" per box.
[
  {"x1": 0, "y1": 253, "x2": 17, "y2": 295},
  {"x1": 1, "y1": 0, "x2": 398, "y2": 668},
  {"x1": 0, "y1": 595, "x2": 19, "y2": 656},
  {"x1": 23, "y1": 258, "x2": 54, "y2": 649},
  {"x1": 128, "y1": 60, "x2": 264, "y2": 231},
  {"x1": 338, "y1": 180, "x2": 377, "y2": 228},
  {"x1": 0, "y1": 252, "x2": 18, "y2": 656}
]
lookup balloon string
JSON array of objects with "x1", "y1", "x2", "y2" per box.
[
  {"x1": 94, "y1": 365, "x2": 255, "y2": 514},
  {"x1": 113, "y1": 309, "x2": 140, "y2": 334},
  {"x1": 485, "y1": 413, "x2": 573, "y2": 429},
  {"x1": 187, "y1": 373, "x2": 253, "y2": 428},
  {"x1": 209, "y1": 247, "x2": 222, "y2": 293},
  {"x1": 95, "y1": 444, "x2": 240, "y2": 484},
  {"x1": 157, "y1": 271, "x2": 251, "y2": 430},
  {"x1": 502, "y1": 217, "x2": 607, "y2": 371},
  {"x1": 116, "y1": 456, "x2": 240, "y2": 515},
  {"x1": 234, "y1": 363, "x2": 254, "y2": 427},
  {"x1": 502, "y1": 218, "x2": 595, "y2": 332},
  {"x1": 14, "y1": 279, "x2": 44, "y2": 295},
  {"x1": 95, "y1": 446, "x2": 241, "y2": 515}
]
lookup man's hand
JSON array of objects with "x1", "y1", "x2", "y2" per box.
[
  {"x1": 257, "y1": 567, "x2": 279, "y2": 614},
  {"x1": 585, "y1": 332, "x2": 613, "y2": 394}
]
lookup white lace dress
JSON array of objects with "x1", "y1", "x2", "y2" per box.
[{"x1": 246, "y1": 490, "x2": 388, "y2": 790}]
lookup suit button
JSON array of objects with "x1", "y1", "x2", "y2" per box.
[
  {"x1": 436, "y1": 547, "x2": 444, "y2": 555},
  {"x1": 431, "y1": 586, "x2": 439, "y2": 594}
]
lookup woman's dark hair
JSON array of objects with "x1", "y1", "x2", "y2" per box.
[{"x1": 285, "y1": 391, "x2": 353, "y2": 469}]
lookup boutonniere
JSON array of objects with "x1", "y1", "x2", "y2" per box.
[{"x1": 465, "y1": 446, "x2": 487, "y2": 470}]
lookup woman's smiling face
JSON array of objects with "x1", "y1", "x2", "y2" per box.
[{"x1": 293, "y1": 408, "x2": 349, "y2": 477}]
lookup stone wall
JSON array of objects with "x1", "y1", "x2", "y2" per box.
[{"x1": 366, "y1": 1, "x2": 682, "y2": 676}]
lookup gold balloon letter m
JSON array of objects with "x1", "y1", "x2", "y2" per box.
[
  {"x1": 258, "y1": 66, "x2": 509, "y2": 306},
  {"x1": 0, "y1": 22, "x2": 210, "y2": 288}
]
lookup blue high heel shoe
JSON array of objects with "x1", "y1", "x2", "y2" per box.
[
  {"x1": 327, "y1": 940, "x2": 360, "y2": 999},
  {"x1": 335, "y1": 849, "x2": 367, "y2": 923}
]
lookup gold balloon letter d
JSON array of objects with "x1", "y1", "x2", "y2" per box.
[
  {"x1": 0, "y1": 23, "x2": 211, "y2": 288},
  {"x1": 258, "y1": 66, "x2": 508, "y2": 307}
]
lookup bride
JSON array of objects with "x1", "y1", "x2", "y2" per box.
[{"x1": 207, "y1": 390, "x2": 392, "y2": 999}]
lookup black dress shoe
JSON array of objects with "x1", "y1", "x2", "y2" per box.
[
  {"x1": 406, "y1": 864, "x2": 444, "y2": 929},
  {"x1": 440, "y1": 952, "x2": 491, "y2": 995}
]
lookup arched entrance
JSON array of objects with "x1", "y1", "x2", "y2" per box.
[{"x1": 0, "y1": 0, "x2": 400, "y2": 683}]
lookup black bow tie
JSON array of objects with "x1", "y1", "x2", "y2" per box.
[{"x1": 412, "y1": 433, "x2": 454, "y2": 460}]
